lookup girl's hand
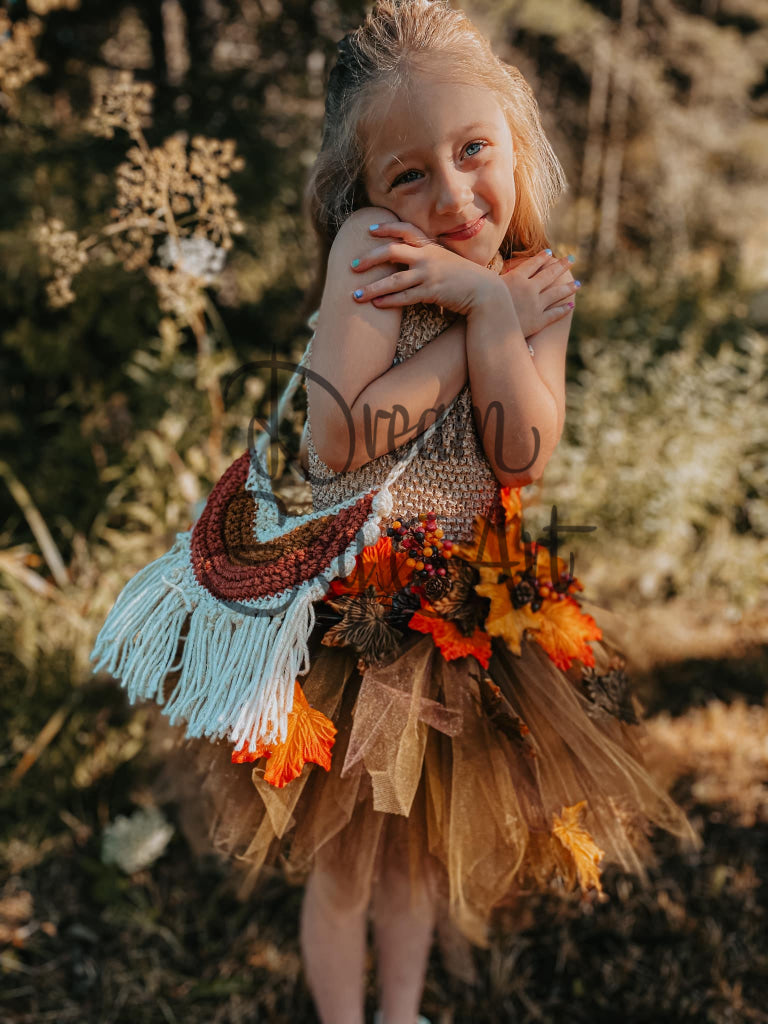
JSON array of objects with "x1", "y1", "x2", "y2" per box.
[
  {"x1": 349, "y1": 220, "x2": 502, "y2": 318},
  {"x1": 500, "y1": 252, "x2": 579, "y2": 339}
]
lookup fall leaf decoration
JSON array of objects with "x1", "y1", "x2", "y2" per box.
[
  {"x1": 499, "y1": 485, "x2": 524, "y2": 542},
  {"x1": 526, "y1": 597, "x2": 602, "y2": 671},
  {"x1": 458, "y1": 516, "x2": 527, "y2": 583},
  {"x1": 552, "y1": 800, "x2": 606, "y2": 895},
  {"x1": 473, "y1": 672, "x2": 537, "y2": 757},
  {"x1": 581, "y1": 657, "x2": 640, "y2": 725},
  {"x1": 429, "y1": 557, "x2": 488, "y2": 637},
  {"x1": 409, "y1": 602, "x2": 492, "y2": 668},
  {"x1": 328, "y1": 536, "x2": 413, "y2": 599},
  {"x1": 458, "y1": 499, "x2": 601, "y2": 670},
  {"x1": 475, "y1": 576, "x2": 542, "y2": 656},
  {"x1": 231, "y1": 682, "x2": 337, "y2": 788},
  {"x1": 322, "y1": 586, "x2": 403, "y2": 666}
]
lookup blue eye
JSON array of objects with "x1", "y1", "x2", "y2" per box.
[
  {"x1": 391, "y1": 169, "x2": 422, "y2": 188},
  {"x1": 465, "y1": 141, "x2": 485, "y2": 157}
]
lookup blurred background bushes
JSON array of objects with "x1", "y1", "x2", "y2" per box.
[{"x1": 2, "y1": 4, "x2": 768, "y2": 1020}]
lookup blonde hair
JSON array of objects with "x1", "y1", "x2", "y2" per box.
[{"x1": 305, "y1": 0, "x2": 567, "y2": 302}]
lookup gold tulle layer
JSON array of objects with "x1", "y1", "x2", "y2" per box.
[{"x1": 153, "y1": 612, "x2": 699, "y2": 979}]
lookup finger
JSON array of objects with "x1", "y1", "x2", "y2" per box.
[
  {"x1": 524, "y1": 250, "x2": 558, "y2": 277},
  {"x1": 542, "y1": 278, "x2": 578, "y2": 306},
  {"x1": 539, "y1": 256, "x2": 574, "y2": 288},
  {"x1": 368, "y1": 221, "x2": 432, "y2": 246},
  {"x1": 370, "y1": 285, "x2": 427, "y2": 308},
  {"x1": 541, "y1": 302, "x2": 576, "y2": 323},
  {"x1": 352, "y1": 268, "x2": 422, "y2": 302},
  {"x1": 351, "y1": 241, "x2": 427, "y2": 273}
]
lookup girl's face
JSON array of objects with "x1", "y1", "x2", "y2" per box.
[{"x1": 362, "y1": 73, "x2": 517, "y2": 266}]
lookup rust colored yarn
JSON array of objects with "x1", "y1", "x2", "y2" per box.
[{"x1": 190, "y1": 451, "x2": 377, "y2": 602}]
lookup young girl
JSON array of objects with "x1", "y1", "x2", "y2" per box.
[{"x1": 92, "y1": 2, "x2": 700, "y2": 1022}]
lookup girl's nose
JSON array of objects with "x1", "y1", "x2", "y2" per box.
[{"x1": 434, "y1": 167, "x2": 473, "y2": 215}]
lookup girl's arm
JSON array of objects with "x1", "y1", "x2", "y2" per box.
[
  {"x1": 465, "y1": 279, "x2": 564, "y2": 487},
  {"x1": 308, "y1": 207, "x2": 471, "y2": 474}
]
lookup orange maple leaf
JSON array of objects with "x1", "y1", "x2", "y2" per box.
[
  {"x1": 457, "y1": 516, "x2": 527, "y2": 584},
  {"x1": 500, "y1": 485, "x2": 523, "y2": 528},
  {"x1": 329, "y1": 535, "x2": 413, "y2": 598},
  {"x1": 409, "y1": 605, "x2": 492, "y2": 668},
  {"x1": 528, "y1": 597, "x2": 602, "y2": 671},
  {"x1": 552, "y1": 800, "x2": 605, "y2": 894},
  {"x1": 231, "y1": 682, "x2": 337, "y2": 787}
]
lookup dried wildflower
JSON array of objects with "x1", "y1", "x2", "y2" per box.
[
  {"x1": 0, "y1": 13, "x2": 47, "y2": 99},
  {"x1": 101, "y1": 806, "x2": 174, "y2": 874},
  {"x1": 36, "y1": 218, "x2": 88, "y2": 308},
  {"x1": 99, "y1": 7, "x2": 152, "y2": 71},
  {"x1": 88, "y1": 68, "x2": 154, "y2": 141},
  {"x1": 158, "y1": 236, "x2": 227, "y2": 284},
  {"x1": 188, "y1": 135, "x2": 246, "y2": 249},
  {"x1": 111, "y1": 131, "x2": 245, "y2": 270},
  {"x1": 146, "y1": 266, "x2": 207, "y2": 320}
]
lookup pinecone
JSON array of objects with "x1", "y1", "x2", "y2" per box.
[
  {"x1": 510, "y1": 576, "x2": 537, "y2": 609},
  {"x1": 387, "y1": 587, "x2": 421, "y2": 629},
  {"x1": 423, "y1": 574, "x2": 453, "y2": 601}
]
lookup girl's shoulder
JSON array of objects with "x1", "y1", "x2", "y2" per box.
[{"x1": 326, "y1": 206, "x2": 400, "y2": 266}]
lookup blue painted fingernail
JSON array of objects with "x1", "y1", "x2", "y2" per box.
[
  {"x1": 353, "y1": 289, "x2": 364, "y2": 299},
  {"x1": 568, "y1": 254, "x2": 575, "y2": 263},
  {"x1": 574, "y1": 280, "x2": 581, "y2": 288},
  {"x1": 369, "y1": 223, "x2": 379, "y2": 231},
  {"x1": 351, "y1": 258, "x2": 360, "y2": 268},
  {"x1": 545, "y1": 248, "x2": 552, "y2": 254}
]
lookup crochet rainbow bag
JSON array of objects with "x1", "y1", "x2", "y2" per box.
[{"x1": 90, "y1": 344, "x2": 451, "y2": 753}]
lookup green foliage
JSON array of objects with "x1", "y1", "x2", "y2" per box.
[{"x1": 530, "y1": 328, "x2": 768, "y2": 609}]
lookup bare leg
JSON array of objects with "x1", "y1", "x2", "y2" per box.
[
  {"x1": 299, "y1": 865, "x2": 369, "y2": 1024},
  {"x1": 370, "y1": 856, "x2": 436, "y2": 1024}
]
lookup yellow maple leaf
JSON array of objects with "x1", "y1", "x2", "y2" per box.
[
  {"x1": 475, "y1": 576, "x2": 542, "y2": 656},
  {"x1": 528, "y1": 597, "x2": 602, "y2": 670},
  {"x1": 552, "y1": 800, "x2": 605, "y2": 894},
  {"x1": 231, "y1": 682, "x2": 337, "y2": 787}
]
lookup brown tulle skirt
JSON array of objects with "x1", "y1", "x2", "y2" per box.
[{"x1": 151, "y1": 604, "x2": 700, "y2": 983}]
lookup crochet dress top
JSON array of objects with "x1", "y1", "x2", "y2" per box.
[{"x1": 304, "y1": 254, "x2": 506, "y2": 543}]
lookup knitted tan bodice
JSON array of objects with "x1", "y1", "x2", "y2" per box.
[{"x1": 305, "y1": 290, "x2": 505, "y2": 544}]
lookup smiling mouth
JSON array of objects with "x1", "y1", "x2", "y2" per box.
[{"x1": 439, "y1": 215, "x2": 486, "y2": 241}]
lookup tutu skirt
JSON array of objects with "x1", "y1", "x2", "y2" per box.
[{"x1": 155, "y1": 598, "x2": 700, "y2": 980}]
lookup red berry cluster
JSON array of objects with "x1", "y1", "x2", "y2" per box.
[
  {"x1": 386, "y1": 511, "x2": 455, "y2": 584},
  {"x1": 510, "y1": 543, "x2": 580, "y2": 611}
]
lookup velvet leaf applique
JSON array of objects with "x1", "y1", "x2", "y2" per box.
[
  {"x1": 552, "y1": 800, "x2": 606, "y2": 896},
  {"x1": 231, "y1": 681, "x2": 337, "y2": 788}
]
